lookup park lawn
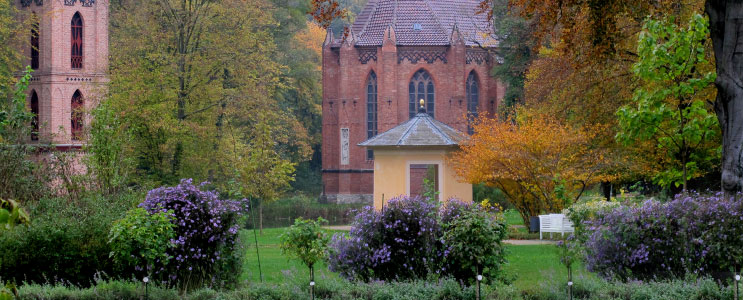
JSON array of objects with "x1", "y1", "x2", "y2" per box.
[
  {"x1": 241, "y1": 228, "x2": 343, "y2": 283},
  {"x1": 504, "y1": 209, "x2": 524, "y2": 226},
  {"x1": 503, "y1": 244, "x2": 598, "y2": 291},
  {"x1": 240, "y1": 227, "x2": 597, "y2": 292}
]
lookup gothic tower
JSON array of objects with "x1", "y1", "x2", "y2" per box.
[{"x1": 17, "y1": 0, "x2": 108, "y2": 147}]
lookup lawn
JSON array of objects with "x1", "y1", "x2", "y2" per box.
[
  {"x1": 504, "y1": 209, "x2": 524, "y2": 226},
  {"x1": 240, "y1": 227, "x2": 597, "y2": 291}
]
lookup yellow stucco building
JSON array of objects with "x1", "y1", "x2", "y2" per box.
[{"x1": 360, "y1": 101, "x2": 473, "y2": 209}]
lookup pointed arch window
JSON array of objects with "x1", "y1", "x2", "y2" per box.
[
  {"x1": 366, "y1": 71, "x2": 378, "y2": 160},
  {"x1": 30, "y1": 91, "x2": 39, "y2": 141},
  {"x1": 409, "y1": 69, "x2": 434, "y2": 118},
  {"x1": 31, "y1": 15, "x2": 39, "y2": 70},
  {"x1": 466, "y1": 71, "x2": 479, "y2": 134},
  {"x1": 71, "y1": 12, "x2": 83, "y2": 69},
  {"x1": 71, "y1": 90, "x2": 83, "y2": 140}
]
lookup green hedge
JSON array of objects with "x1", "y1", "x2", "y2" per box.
[
  {"x1": 15, "y1": 278, "x2": 520, "y2": 300},
  {"x1": 522, "y1": 275, "x2": 734, "y2": 300},
  {"x1": 13, "y1": 276, "x2": 738, "y2": 300},
  {"x1": 0, "y1": 192, "x2": 139, "y2": 286}
]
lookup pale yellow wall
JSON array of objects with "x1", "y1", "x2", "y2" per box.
[{"x1": 373, "y1": 148, "x2": 472, "y2": 210}]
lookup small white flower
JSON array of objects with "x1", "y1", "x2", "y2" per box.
[
  {"x1": 568, "y1": 281, "x2": 573, "y2": 286},
  {"x1": 476, "y1": 275, "x2": 482, "y2": 281},
  {"x1": 310, "y1": 281, "x2": 315, "y2": 286},
  {"x1": 143, "y1": 277, "x2": 149, "y2": 283}
]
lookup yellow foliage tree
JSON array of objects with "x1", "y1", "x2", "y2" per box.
[{"x1": 450, "y1": 110, "x2": 616, "y2": 226}]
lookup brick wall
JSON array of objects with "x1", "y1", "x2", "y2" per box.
[
  {"x1": 321, "y1": 32, "x2": 503, "y2": 200},
  {"x1": 18, "y1": 0, "x2": 108, "y2": 145}
]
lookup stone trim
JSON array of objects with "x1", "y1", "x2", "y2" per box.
[
  {"x1": 397, "y1": 47, "x2": 448, "y2": 64},
  {"x1": 358, "y1": 47, "x2": 378, "y2": 64},
  {"x1": 466, "y1": 49, "x2": 490, "y2": 65}
]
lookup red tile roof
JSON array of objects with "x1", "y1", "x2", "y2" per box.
[{"x1": 351, "y1": 0, "x2": 496, "y2": 47}]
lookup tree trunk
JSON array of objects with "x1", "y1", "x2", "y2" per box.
[{"x1": 706, "y1": 0, "x2": 743, "y2": 196}]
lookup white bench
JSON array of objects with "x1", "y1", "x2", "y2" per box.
[{"x1": 539, "y1": 214, "x2": 574, "y2": 240}]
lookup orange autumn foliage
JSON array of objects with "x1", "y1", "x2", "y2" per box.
[
  {"x1": 294, "y1": 21, "x2": 326, "y2": 70},
  {"x1": 450, "y1": 111, "x2": 617, "y2": 226}
]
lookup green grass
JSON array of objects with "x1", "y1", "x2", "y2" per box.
[
  {"x1": 241, "y1": 228, "x2": 343, "y2": 283},
  {"x1": 503, "y1": 244, "x2": 598, "y2": 291},
  {"x1": 504, "y1": 209, "x2": 524, "y2": 226},
  {"x1": 240, "y1": 227, "x2": 598, "y2": 292}
]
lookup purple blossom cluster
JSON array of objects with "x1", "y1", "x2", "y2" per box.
[
  {"x1": 139, "y1": 179, "x2": 247, "y2": 288},
  {"x1": 584, "y1": 192, "x2": 743, "y2": 280},
  {"x1": 327, "y1": 196, "x2": 480, "y2": 282}
]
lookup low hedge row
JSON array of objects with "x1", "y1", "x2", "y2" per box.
[
  {"x1": 15, "y1": 278, "x2": 519, "y2": 300},
  {"x1": 523, "y1": 275, "x2": 734, "y2": 300},
  {"x1": 13, "y1": 276, "x2": 737, "y2": 300}
]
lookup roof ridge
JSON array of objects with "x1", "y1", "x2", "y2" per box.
[
  {"x1": 356, "y1": 0, "x2": 380, "y2": 38},
  {"x1": 393, "y1": 0, "x2": 398, "y2": 29},
  {"x1": 425, "y1": 117, "x2": 455, "y2": 144},
  {"x1": 396, "y1": 115, "x2": 421, "y2": 145},
  {"x1": 423, "y1": 0, "x2": 450, "y2": 42}
]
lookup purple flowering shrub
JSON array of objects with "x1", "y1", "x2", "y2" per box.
[
  {"x1": 140, "y1": 179, "x2": 247, "y2": 289},
  {"x1": 327, "y1": 196, "x2": 507, "y2": 283},
  {"x1": 584, "y1": 192, "x2": 743, "y2": 280}
]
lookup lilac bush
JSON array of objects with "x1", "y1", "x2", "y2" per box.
[
  {"x1": 140, "y1": 179, "x2": 247, "y2": 289},
  {"x1": 584, "y1": 192, "x2": 743, "y2": 280},
  {"x1": 327, "y1": 196, "x2": 507, "y2": 283}
]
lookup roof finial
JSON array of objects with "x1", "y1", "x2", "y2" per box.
[{"x1": 419, "y1": 99, "x2": 426, "y2": 113}]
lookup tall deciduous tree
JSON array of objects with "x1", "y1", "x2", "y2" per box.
[
  {"x1": 488, "y1": 0, "x2": 535, "y2": 109},
  {"x1": 706, "y1": 1, "x2": 743, "y2": 194},
  {"x1": 617, "y1": 14, "x2": 719, "y2": 192},
  {"x1": 0, "y1": 1, "x2": 26, "y2": 96},
  {"x1": 479, "y1": 0, "x2": 743, "y2": 194},
  {"x1": 450, "y1": 111, "x2": 616, "y2": 226},
  {"x1": 226, "y1": 111, "x2": 296, "y2": 234},
  {"x1": 109, "y1": 0, "x2": 310, "y2": 186}
]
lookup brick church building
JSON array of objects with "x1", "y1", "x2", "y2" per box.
[
  {"x1": 16, "y1": 0, "x2": 108, "y2": 147},
  {"x1": 321, "y1": 0, "x2": 504, "y2": 203}
]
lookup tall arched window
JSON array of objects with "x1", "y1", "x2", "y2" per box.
[
  {"x1": 409, "y1": 69, "x2": 435, "y2": 118},
  {"x1": 71, "y1": 90, "x2": 83, "y2": 140},
  {"x1": 366, "y1": 71, "x2": 378, "y2": 160},
  {"x1": 71, "y1": 12, "x2": 83, "y2": 69},
  {"x1": 31, "y1": 14, "x2": 39, "y2": 70},
  {"x1": 30, "y1": 91, "x2": 39, "y2": 141},
  {"x1": 466, "y1": 71, "x2": 479, "y2": 134}
]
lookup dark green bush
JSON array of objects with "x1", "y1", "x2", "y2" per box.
[{"x1": 0, "y1": 192, "x2": 139, "y2": 286}]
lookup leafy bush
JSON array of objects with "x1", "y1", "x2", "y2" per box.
[
  {"x1": 280, "y1": 217, "x2": 329, "y2": 279},
  {"x1": 563, "y1": 199, "x2": 619, "y2": 243},
  {"x1": 0, "y1": 193, "x2": 137, "y2": 286},
  {"x1": 584, "y1": 193, "x2": 743, "y2": 280},
  {"x1": 108, "y1": 207, "x2": 175, "y2": 277},
  {"x1": 139, "y1": 179, "x2": 247, "y2": 290},
  {"x1": 442, "y1": 208, "x2": 507, "y2": 284},
  {"x1": 0, "y1": 198, "x2": 29, "y2": 230},
  {"x1": 327, "y1": 196, "x2": 507, "y2": 283},
  {"x1": 327, "y1": 196, "x2": 442, "y2": 281}
]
